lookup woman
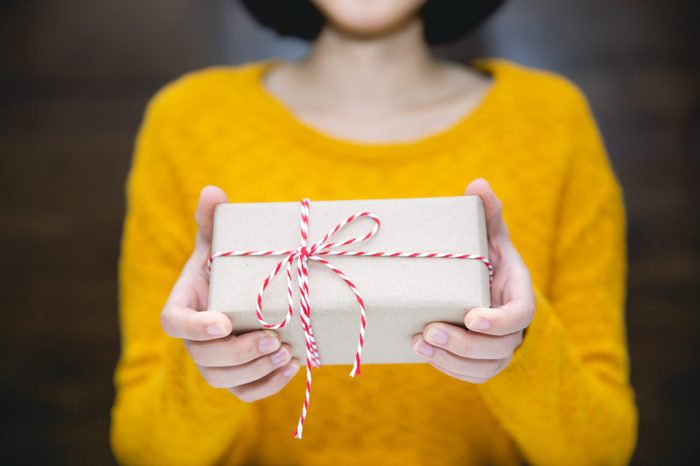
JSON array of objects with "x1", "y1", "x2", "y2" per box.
[{"x1": 111, "y1": 0, "x2": 637, "y2": 464}]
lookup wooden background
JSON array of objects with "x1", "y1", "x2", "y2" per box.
[{"x1": 1, "y1": 1, "x2": 698, "y2": 464}]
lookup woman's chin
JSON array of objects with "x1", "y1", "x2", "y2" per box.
[{"x1": 314, "y1": 0, "x2": 425, "y2": 40}]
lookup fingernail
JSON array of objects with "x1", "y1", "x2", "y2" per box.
[
  {"x1": 283, "y1": 363, "x2": 300, "y2": 378},
  {"x1": 426, "y1": 328, "x2": 448, "y2": 345},
  {"x1": 206, "y1": 323, "x2": 226, "y2": 337},
  {"x1": 414, "y1": 340, "x2": 435, "y2": 357},
  {"x1": 258, "y1": 335, "x2": 280, "y2": 353},
  {"x1": 469, "y1": 318, "x2": 491, "y2": 331},
  {"x1": 271, "y1": 348, "x2": 290, "y2": 365}
]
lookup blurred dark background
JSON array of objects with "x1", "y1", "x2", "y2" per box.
[{"x1": 1, "y1": 1, "x2": 699, "y2": 464}]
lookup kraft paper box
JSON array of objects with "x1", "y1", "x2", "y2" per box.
[{"x1": 208, "y1": 196, "x2": 490, "y2": 365}]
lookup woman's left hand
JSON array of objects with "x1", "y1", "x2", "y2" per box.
[{"x1": 412, "y1": 178, "x2": 535, "y2": 383}]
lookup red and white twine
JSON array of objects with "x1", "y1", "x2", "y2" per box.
[{"x1": 208, "y1": 198, "x2": 493, "y2": 439}]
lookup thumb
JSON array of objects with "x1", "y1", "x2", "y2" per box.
[
  {"x1": 465, "y1": 178, "x2": 509, "y2": 241},
  {"x1": 194, "y1": 185, "x2": 229, "y2": 249}
]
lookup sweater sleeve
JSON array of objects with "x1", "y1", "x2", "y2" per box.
[
  {"x1": 110, "y1": 85, "x2": 254, "y2": 465},
  {"x1": 477, "y1": 88, "x2": 638, "y2": 465}
]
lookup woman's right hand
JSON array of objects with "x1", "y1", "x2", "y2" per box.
[{"x1": 159, "y1": 186, "x2": 301, "y2": 402}]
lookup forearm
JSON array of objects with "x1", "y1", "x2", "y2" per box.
[
  {"x1": 111, "y1": 338, "x2": 253, "y2": 465},
  {"x1": 478, "y1": 287, "x2": 637, "y2": 466}
]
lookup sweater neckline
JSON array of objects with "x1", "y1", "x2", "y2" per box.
[{"x1": 248, "y1": 58, "x2": 506, "y2": 161}]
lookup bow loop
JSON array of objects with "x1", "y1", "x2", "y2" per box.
[{"x1": 311, "y1": 210, "x2": 381, "y2": 255}]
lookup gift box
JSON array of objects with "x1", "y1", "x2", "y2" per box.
[{"x1": 208, "y1": 196, "x2": 491, "y2": 366}]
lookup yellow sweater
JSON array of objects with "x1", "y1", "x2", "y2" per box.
[{"x1": 111, "y1": 58, "x2": 637, "y2": 465}]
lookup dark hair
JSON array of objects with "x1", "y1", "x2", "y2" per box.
[{"x1": 240, "y1": 0, "x2": 506, "y2": 45}]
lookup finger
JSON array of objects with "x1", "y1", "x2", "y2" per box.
[
  {"x1": 160, "y1": 305, "x2": 232, "y2": 341},
  {"x1": 229, "y1": 359, "x2": 301, "y2": 403},
  {"x1": 428, "y1": 357, "x2": 510, "y2": 384},
  {"x1": 194, "y1": 185, "x2": 228, "y2": 252},
  {"x1": 464, "y1": 297, "x2": 535, "y2": 336},
  {"x1": 427, "y1": 362, "x2": 491, "y2": 384},
  {"x1": 422, "y1": 322, "x2": 523, "y2": 359},
  {"x1": 186, "y1": 330, "x2": 282, "y2": 367},
  {"x1": 200, "y1": 345, "x2": 294, "y2": 388},
  {"x1": 412, "y1": 335, "x2": 506, "y2": 379},
  {"x1": 465, "y1": 178, "x2": 510, "y2": 241}
]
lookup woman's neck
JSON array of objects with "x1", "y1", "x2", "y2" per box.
[
  {"x1": 291, "y1": 18, "x2": 443, "y2": 110},
  {"x1": 262, "y1": 16, "x2": 493, "y2": 143}
]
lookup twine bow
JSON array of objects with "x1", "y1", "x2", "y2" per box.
[{"x1": 209, "y1": 198, "x2": 493, "y2": 439}]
